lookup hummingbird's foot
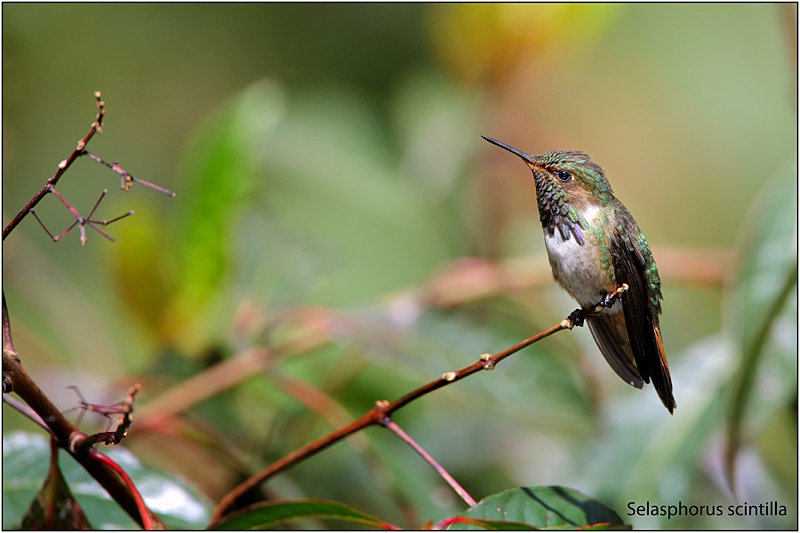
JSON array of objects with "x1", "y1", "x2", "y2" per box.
[
  {"x1": 599, "y1": 291, "x2": 616, "y2": 309},
  {"x1": 568, "y1": 285, "x2": 630, "y2": 328},
  {"x1": 567, "y1": 309, "x2": 586, "y2": 328},
  {"x1": 598, "y1": 283, "x2": 629, "y2": 309}
]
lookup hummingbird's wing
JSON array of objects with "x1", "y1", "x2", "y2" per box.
[
  {"x1": 587, "y1": 315, "x2": 645, "y2": 389},
  {"x1": 610, "y1": 232, "x2": 676, "y2": 413}
]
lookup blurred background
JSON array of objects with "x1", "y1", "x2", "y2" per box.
[{"x1": 3, "y1": 3, "x2": 796, "y2": 529}]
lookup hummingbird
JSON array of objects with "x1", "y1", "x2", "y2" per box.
[{"x1": 482, "y1": 135, "x2": 675, "y2": 414}]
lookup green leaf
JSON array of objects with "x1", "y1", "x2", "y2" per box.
[
  {"x1": 438, "y1": 516, "x2": 538, "y2": 530},
  {"x1": 21, "y1": 438, "x2": 92, "y2": 530},
  {"x1": 111, "y1": 81, "x2": 288, "y2": 351},
  {"x1": 211, "y1": 498, "x2": 399, "y2": 530},
  {"x1": 448, "y1": 486, "x2": 627, "y2": 530},
  {"x1": 724, "y1": 157, "x2": 798, "y2": 480},
  {"x1": 3, "y1": 431, "x2": 213, "y2": 529},
  {"x1": 727, "y1": 157, "x2": 797, "y2": 364},
  {"x1": 171, "y1": 82, "x2": 285, "y2": 320}
]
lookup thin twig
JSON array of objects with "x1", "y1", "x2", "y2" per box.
[
  {"x1": 271, "y1": 371, "x2": 422, "y2": 526},
  {"x1": 82, "y1": 151, "x2": 176, "y2": 197},
  {"x1": 4, "y1": 92, "x2": 172, "y2": 243},
  {"x1": 2, "y1": 292, "x2": 19, "y2": 394},
  {"x1": 33, "y1": 188, "x2": 133, "y2": 245},
  {"x1": 209, "y1": 286, "x2": 627, "y2": 525},
  {"x1": 3, "y1": 393, "x2": 50, "y2": 433},
  {"x1": 3, "y1": 292, "x2": 18, "y2": 364},
  {"x1": 382, "y1": 419, "x2": 476, "y2": 506},
  {"x1": 73, "y1": 384, "x2": 141, "y2": 452},
  {"x1": 3, "y1": 92, "x2": 105, "y2": 241}
]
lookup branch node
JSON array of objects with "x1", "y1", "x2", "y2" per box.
[
  {"x1": 68, "y1": 430, "x2": 85, "y2": 454},
  {"x1": 479, "y1": 353, "x2": 496, "y2": 370},
  {"x1": 58, "y1": 159, "x2": 68, "y2": 170},
  {"x1": 442, "y1": 371, "x2": 457, "y2": 382}
]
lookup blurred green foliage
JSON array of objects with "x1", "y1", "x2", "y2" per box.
[
  {"x1": 3, "y1": 3, "x2": 796, "y2": 530},
  {"x1": 211, "y1": 498, "x2": 398, "y2": 530}
]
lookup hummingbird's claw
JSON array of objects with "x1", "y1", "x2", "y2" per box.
[
  {"x1": 568, "y1": 289, "x2": 621, "y2": 327},
  {"x1": 567, "y1": 309, "x2": 586, "y2": 328},
  {"x1": 599, "y1": 291, "x2": 617, "y2": 308}
]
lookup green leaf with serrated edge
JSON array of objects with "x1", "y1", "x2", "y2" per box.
[
  {"x1": 3, "y1": 431, "x2": 212, "y2": 529},
  {"x1": 448, "y1": 486, "x2": 626, "y2": 530},
  {"x1": 724, "y1": 157, "x2": 798, "y2": 481},
  {"x1": 211, "y1": 498, "x2": 399, "y2": 530}
]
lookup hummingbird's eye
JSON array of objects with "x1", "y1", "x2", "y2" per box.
[{"x1": 556, "y1": 170, "x2": 572, "y2": 182}]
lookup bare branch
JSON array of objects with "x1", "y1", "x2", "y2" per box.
[
  {"x1": 382, "y1": 419, "x2": 476, "y2": 506},
  {"x1": 70, "y1": 384, "x2": 141, "y2": 452},
  {"x1": 31, "y1": 188, "x2": 134, "y2": 245},
  {"x1": 3, "y1": 393, "x2": 50, "y2": 432},
  {"x1": 83, "y1": 151, "x2": 176, "y2": 197},
  {"x1": 3, "y1": 92, "x2": 105, "y2": 240},
  {"x1": 4, "y1": 92, "x2": 172, "y2": 242},
  {"x1": 208, "y1": 286, "x2": 629, "y2": 525}
]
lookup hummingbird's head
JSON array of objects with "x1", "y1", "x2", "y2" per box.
[
  {"x1": 481, "y1": 135, "x2": 613, "y2": 204},
  {"x1": 482, "y1": 135, "x2": 617, "y2": 243}
]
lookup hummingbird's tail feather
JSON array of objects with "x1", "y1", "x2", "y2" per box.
[
  {"x1": 589, "y1": 314, "x2": 676, "y2": 413},
  {"x1": 651, "y1": 324, "x2": 676, "y2": 414},
  {"x1": 611, "y1": 232, "x2": 676, "y2": 414},
  {"x1": 587, "y1": 315, "x2": 645, "y2": 389}
]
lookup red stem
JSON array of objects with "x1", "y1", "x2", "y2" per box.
[
  {"x1": 383, "y1": 419, "x2": 476, "y2": 506},
  {"x1": 89, "y1": 450, "x2": 156, "y2": 530}
]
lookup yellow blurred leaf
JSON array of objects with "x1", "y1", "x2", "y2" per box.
[{"x1": 428, "y1": 4, "x2": 620, "y2": 82}]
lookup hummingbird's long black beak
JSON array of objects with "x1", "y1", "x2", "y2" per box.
[{"x1": 481, "y1": 135, "x2": 534, "y2": 164}]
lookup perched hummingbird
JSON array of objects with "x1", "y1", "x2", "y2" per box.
[{"x1": 482, "y1": 135, "x2": 675, "y2": 414}]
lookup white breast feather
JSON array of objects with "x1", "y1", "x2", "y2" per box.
[{"x1": 543, "y1": 228, "x2": 621, "y2": 313}]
